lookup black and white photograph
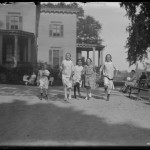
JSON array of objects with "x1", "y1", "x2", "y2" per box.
[{"x1": 0, "y1": 2, "x2": 150, "y2": 147}]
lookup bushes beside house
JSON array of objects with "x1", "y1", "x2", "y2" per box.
[{"x1": 0, "y1": 63, "x2": 63, "y2": 86}]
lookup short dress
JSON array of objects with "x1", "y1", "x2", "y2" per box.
[
  {"x1": 38, "y1": 69, "x2": 50, "y2": 90},
  {"x1": 61, "y1": 59, "x2": 74, "y2": 89},
  {"x1": 73, "y1": 65, "x2": 83, "y2": 86},
  {"x1": 101, "y1": 62, "x2": 115, "y2": 90},
  {"x1": 83, "y1": 65, "x2": 96, "y2": 89}
]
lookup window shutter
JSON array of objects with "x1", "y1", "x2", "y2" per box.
[
  {"x1": 49, "y1": 24, "x2": 52, "y2": 37},
  {"x1": 19, "y1": 16, "x2": 23, "y2": 30},
  {"x1": 6, "y1": 16, "x2": 10, "y2": 29},
  {"x1": 49, "y1": 50, "x2": 52, "y2": 65},
  {"x1": 59, "y1": 50, "x2": 63, "y2": 66},
  {"x1": 61, "y1": 25, "x2": 63, "y2": 37}
]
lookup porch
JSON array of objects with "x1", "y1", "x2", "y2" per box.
[
  {"x1": 76, "y1": 43, "x2": 105, "y2": 67},
  {"x1": 0, "y1": 29, "x2": 37, "y2": 68}
]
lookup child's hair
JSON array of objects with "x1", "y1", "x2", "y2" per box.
[
  {"x1": 77, "y1": 59, "x2": 82, "y2": 65},
  {"x1": 105, "y1": 54, "x2": 112, "y2": 62},
  {"x1": 77, "y1": 59, "x2": 82, "y2": 62},
  {"x1": 131, "y1": 70, "x2": 135, "y2": 73},
  {"x1": 86, "y1": 58, "x2": 92, "y2": 63},
  {"x1": 66, "y1": 52, "x2": 71, "y2": 57}
]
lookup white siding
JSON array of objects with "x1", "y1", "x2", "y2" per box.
[
  {"x1": 38, "y1": 12, "x2": 77, "y2": 65},
  {"x1": 0, "y1": 2, "x2": 36, "y2": 34}
]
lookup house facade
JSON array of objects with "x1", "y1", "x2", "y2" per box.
[
  {"x1": 0, "y1": 2, "x2": 39, "y2": 67},
  {"x1": 38, "y1": 6, "x2": 78, "y2": 68}
]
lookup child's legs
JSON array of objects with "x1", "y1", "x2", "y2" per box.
[
  {"x1": 44, "y1": 88, "x2": 48, "y2": 95},
  {"x1": 68, "y1": 88, "x2": 72, "y2": 99},
  {"x1": 74, "y1": 84, "x2": 77, "y2": 97},
  {"x1": 86, "y1": 87, "x2": 90, "y2": 97},
  {"x1": 63, "y1": 84, "x2": 67, "y2": 98},
  {"x1": 76, "y1": 82, "x2": 80, "y2": 94}
]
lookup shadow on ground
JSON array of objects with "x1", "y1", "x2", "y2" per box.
[{"x1": 0, "y1": 99, "x2": 150, "y2": 146}]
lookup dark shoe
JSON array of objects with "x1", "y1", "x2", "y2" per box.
[
  {"x1": 78, "y1": 93, "x2": 81, "y2": 97},
  {"x1": 44, "y1": 95, "x2": 48, "y2": 100},
  {"x1": 64, "y1": 98, "x2": 69, "y2": 103},
  {"x1": 106, "y1": 94, "x2": 110, "y2": 101},
  {"x1": 39, "y1": 96, "x2": 42, "y2": 100},
  {"x1": 85, "y1": 96, "x2": 89, "y2": 100}
]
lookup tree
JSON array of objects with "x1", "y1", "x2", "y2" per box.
[
  {"x1": 120, "y1": 2, "x2": 150, "y2": 66},
  {"x1": 77, "y1": 15, "x2": 103, "y2": 46}
]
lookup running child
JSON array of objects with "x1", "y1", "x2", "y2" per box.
[
  {"x1": 82, "y1": 58, "x2": 96, "y2": 100},
  {"x1": 73, "y1": 59, "x2": 83, "y2": 99},
  {"x1": 100, "y1": 54, "x2": 116, "y2": 101},
  {"x1": 60, "y1": 52, "x2": 74, "y2": 102},
  {"x1": 37, "y1": 63, "x2": 50, "y2": 100}
]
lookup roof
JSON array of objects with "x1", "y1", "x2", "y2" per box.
[
  {"x1": 41, "y1": 6, "x2": 79, "y2": 14},
  {"x1": 0, "y1": 29, "x2": 35, "y2": 38},
  {"x1": 77, "y1": 43, "x2": 105, "y2": 51}
]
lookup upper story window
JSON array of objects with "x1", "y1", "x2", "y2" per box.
[
  {"x1": 6, "y1": 12, "x2": 23, "y2": 30},
  {"x1": 49, "y1": 22, "x2": 63, "y2": 37}
]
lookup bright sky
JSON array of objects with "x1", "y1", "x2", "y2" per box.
[
  {"x1": 42, "y1": 2, "x2": 135, "y2": 72},
  {"x1": 80, "y1": 2, "x2": 135, "y2": 72}
]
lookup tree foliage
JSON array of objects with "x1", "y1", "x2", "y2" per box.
[
  {"x1": 120, "y1": 2, "x2": 150, "y2": 66},
  {"x1": 77, "y1": 15, "x2": 103, "y2": 45}
]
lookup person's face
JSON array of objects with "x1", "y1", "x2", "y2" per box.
[
  {"x1": 86, "y1": 59, "x2": 91, "y2": 65},
  {"x1": 44, "y1": 64, "x2": 47, "y2": 69},
  {"x1": 106, "y1": 55, "x2": 111, "y2": 62},
  {"x1": 131, "y1": 71, "x2": 135, "y2": 75},
  {"x1": 78, "y1": 60, "x2": 82, "y2": 66},
  {"x1": 66, "y1": 53, "x2": 71, "y2": 60}
]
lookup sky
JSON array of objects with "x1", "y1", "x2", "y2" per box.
[
  {"x1": 42, "y1": 2, "x2": 135, "y2": 71},
  {"x1": 80, "y1": 2, "x2": 134, "y2": 71}
]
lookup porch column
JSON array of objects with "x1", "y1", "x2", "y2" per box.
[
  {"x1": 77, "y1": 50, "x2": 82, "y2": 59},
  {"x1": 87, "y1": 50, "x2": 89, "y2": 58},
  {"x1": 93, "y1": 47, "x2": 95, "y2": 67},
  {"x1": 28, "y1": 38, "x2": 31, "y2": 62},
  {"x1": 98, "y1": 50, "x2": 100, "y2": 67},
  {"x1": 100, "y1": 50, "x2": 103, "y2": 65},
  {"x1": 14, "y1": 35, "x2": 18, "y2": 66},
  {"x1": 0, "y1": 34, "x2": 3, "y2": 65}
]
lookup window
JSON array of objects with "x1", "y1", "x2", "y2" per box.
[
  {"x1": 6, "y1": 45, "x2": 13, "y2": 62},
  {"x1": 49, "y1": 23, "x2": 63, "y2": 37},
  {"x1": 49, "y1": 49, "x2": 63, "y2": 68},
  {"x1": 10, "y1": 16, "x2": 19, "y2": 29},
  {"x1": 6, "y1": 13, "x2": 23, "y2": 30}
]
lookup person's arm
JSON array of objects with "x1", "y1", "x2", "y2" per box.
[
  {"x1": 70, "y1": 61, "x2": 74, "y2": 80},
  {"x1": 99, "y1": 64, "x2": 104, "y2": 78},
  {"x1": 113, "y1": 65, "x2": 118, "y2": 77},
  {"x1": 130, "y1": 75, "x2": 137, "y2": 82}
]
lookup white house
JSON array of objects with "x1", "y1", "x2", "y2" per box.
[
  {"x1": 38, "y1": 5, "x2": 79, "y2": 68},
  {"x1": 0, "y1": 2, "x2": 40, "y2": 66}
]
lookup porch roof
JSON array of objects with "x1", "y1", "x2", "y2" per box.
[
  {"x1": 0, "y1": 29, "x2": 35, "y2": 39},
  {"x1": 77, "y1": 43, "x2": 105, "y2": 51}
]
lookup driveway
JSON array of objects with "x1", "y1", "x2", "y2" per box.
[{"x1": 0, "y1": 84, "x2": 150, "y2": 146}]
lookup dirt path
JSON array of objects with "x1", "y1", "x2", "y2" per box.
[{"x1": 0, "y1": 84, "x2": 150, "y2": 146}]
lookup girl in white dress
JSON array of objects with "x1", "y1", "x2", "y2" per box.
[
  {"x1": 37, "y1": 63, "x2": 50, "y2": 100},
  {"x1": 60, "y1": 53, "x2": 74, "y2": 102},
  {"x1": 100, "y1": 54, "x2": 116, "y2": 101}
]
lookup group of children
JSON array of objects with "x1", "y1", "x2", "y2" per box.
[
  {"x1": 33, "y1": 52, "x2": 116, "y2": 101},
  {"x1": 59, "y1": 52, "x2": 116, "y2": 102}
]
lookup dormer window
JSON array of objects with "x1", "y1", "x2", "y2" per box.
[{"x1": 6, "y1": 12, "x2": 23, "y2": 30}]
